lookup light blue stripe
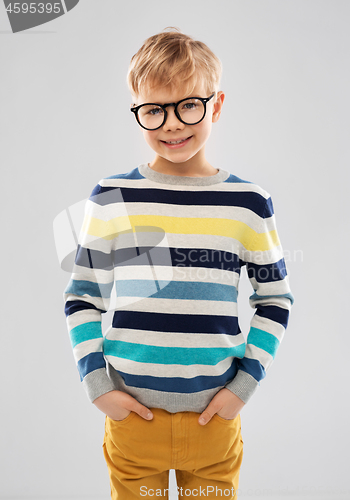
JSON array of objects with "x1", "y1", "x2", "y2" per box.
[
  {"x1": 247, "y1": 327, "x2": 280, "y2": 358},
  {"x1": 106, "y1": 167, "x2": 144, "y2": 180},
  {"x1": 103, "y1": 340, "x2": 246, "y2": 365},
  {"x1": 70, "y1": 322, "x2": 102, "y2": 349},
  {"x1": 224, "y1": 174, "x2": 251, "y2": 184},
  {"x1": 115, "y1": 280, "x2": 237, "y2": 302},
  {"x1": 65, "y1": 279, "x2": 114, "y2": 298}
]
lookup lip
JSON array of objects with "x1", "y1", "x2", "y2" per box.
[{"x1": 161, "y1": 136, "x2": 193, "y2": 149}]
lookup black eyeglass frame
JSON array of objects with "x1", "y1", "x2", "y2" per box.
[{"x1": 130, "y1": 92, "x2": 216, "y2": 131}]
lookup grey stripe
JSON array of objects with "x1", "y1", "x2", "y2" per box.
[{"x1": 107, "y1": 363, "x2": 229, "y2": 413}]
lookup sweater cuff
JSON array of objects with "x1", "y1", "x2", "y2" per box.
[
  {"x1": 225, "y1": 369, "x2": 259, "y2": 404},
  {"x1": 82, "y1": 367, "x2": 116, "y2": 403}
]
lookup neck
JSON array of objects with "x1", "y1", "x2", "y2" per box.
[{"x1": 149, "y1": 156, "x2": 218, "y2": 178}]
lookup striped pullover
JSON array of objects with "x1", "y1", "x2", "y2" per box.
[{"x1": 63, "y1": 163, "x2": 294, "y2": 413}]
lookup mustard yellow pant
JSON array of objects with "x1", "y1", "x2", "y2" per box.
[{"x1": 102, "y1": 408, "x2": 244, "y2": 499}]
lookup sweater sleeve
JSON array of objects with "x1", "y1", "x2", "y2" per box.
[
  {"x1": 225, "y1": 195, "x2": 294, "y2": 403},
  {"x1": 63, "y1": 182, "x2": 119, "y2": 403}
]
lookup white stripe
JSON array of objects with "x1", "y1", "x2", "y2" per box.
[
  {"x1": 85, "y1": 196, "x2": 130, "y2": 222},
  {"x1": 262, "y1": 214, "x2": 278, "y2": 233},
  {"x1": 73, "y1": 339, "x2": 103, "y2": 363},
  {"x1": 69, "y1": 264, "x2": 114, "y2": 283},
  {"x1": 110, "y1": 297, "x2": 238, "y2": 316},
  {"x1": 64, "y1": 292, "x2": 110, "y2": 312},
  {"x1": 113, "y1": 230, "x2": 251, "y2": 259},
  {"x1": 244, "y1": 245, "x2": 285, "y2": 265},
  {"x1": 250, "y1": 316, "x2": 285, "y2": 342},
  {"x1": 115, "y1": 265, "x2": 240, "y2": 287},
  {"x1": 249, "y1": 276, "x2": 292, "y2": 297},
  {"x1": 106, "y1": 355, "x2": 234, "y2": 378},
  {"x1": 77, "y1": 234, "x2": 116, "y2": 253},
  {"x1": 249, "y1": 295, "x2": 292, "y2": 310},
  {"x1": 67, "y1": 310, "x2": 102, "y2": 331},
  {"x1": 105, "y1": 329, "x2": 246, "y2": 349},
  {"x1": 244, "y1": 344, "x2": 273, "y2": 370}
]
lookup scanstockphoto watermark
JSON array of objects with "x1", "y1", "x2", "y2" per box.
[
  {"x1": 2, "y1": 0, "x2": 80, "y2": 33},
  {"x1": 236, "y1": 485, "x2": 350, "y2": 497},
  {"x1": 140, "y1": 485, "x2": 236, "y2": 497}
]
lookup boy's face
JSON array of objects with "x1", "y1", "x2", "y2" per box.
[{"x1": 132, "y1": 81, "x2": 224, "y2": 172}]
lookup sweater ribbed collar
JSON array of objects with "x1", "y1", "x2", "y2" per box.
[{"x1": 138, "y1": 163, "x2": 230, "y2": 186}]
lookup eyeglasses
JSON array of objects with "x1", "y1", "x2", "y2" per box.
[{"x1": 130, "y1": 92, "x2": 216, "y2": 131}]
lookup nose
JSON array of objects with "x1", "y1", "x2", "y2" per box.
[{"x1": 163, "y1": 106, "x2": 185, "y2": 131}]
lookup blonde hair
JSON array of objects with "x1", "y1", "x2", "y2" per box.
[{"x1": 127, "y1": 27, "x2": 222, "y2": 100}]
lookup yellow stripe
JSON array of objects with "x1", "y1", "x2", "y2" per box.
[
  {"x1": 250, "y1": 230, "x2": 280, "y2": 252},
  {"x1": 82, "y1": 214, "x2": 280, "y2": 251},
  {"x1": 82, "y1": 214, "x2": 132, "y2": 240}
]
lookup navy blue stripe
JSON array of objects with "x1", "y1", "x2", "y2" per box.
[
  {"x1": 238, "y1": 358, "x2": 266, "y2": 382},
  {"x1": 64, "y1": 299, "x2": 104, "y2": 317},
  {"x1": 256, "y1": 305, "x2": 290, "y2": 329},
  {"x1": 246, "y1": 258, "x2": 287, "y2": 283},
  {"x1": 112, "y1": 310, "x2": 240, "y2": 336},
  {"x1": 77, "y1": 352, "x2": 106, "y2": 381},
  {"x1": 89, "y1": 185, "x2": 269, "y2": 217},
  {"x1": 74, "y1": 245, "x2": 243, "y2": 273},
  {"x1": 171, "y1": 248, "x2": 242, "y2": 272},
  {"x1": 116, "y1": 361, "x2": 238, "y2": 393},
  {"x1": 75, "y1": 244, "x2": 114, "y2": 270}
]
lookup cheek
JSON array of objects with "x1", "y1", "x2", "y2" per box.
[
  {"x1": 196, "y1": 120, "x2": 212, "y2": 141},
  {"x1": 143, "y1": 131, "x2": 157, "y2": 146}
]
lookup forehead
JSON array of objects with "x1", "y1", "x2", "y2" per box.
[{"x1": 135, "y1": 81, "x2": 208, "y2": 105}]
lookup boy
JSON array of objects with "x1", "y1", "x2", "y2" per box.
[{"x1": 64, "y1": 27, "x2": 293, "y2": 500}]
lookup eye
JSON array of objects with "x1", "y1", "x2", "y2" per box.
[
  {"x1": 147, "y1": 106, "x2": 163, "y2": 116},
  {"x1": 183, "y1": 103, "x2": 196, "y2": 109},
  {"x1": 180, "y1": 99, "x2": 200, "y2": 111}
]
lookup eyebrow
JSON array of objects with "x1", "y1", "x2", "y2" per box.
[{"x1": 132, "y1": 95, "x2": 201, "y2": 106}]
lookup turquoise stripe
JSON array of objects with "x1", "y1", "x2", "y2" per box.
[
  {"x1": 70, "y1": 322, "x2": 102, "y2": 348},
  {"x1": 103, "y1": 339, "x2": 246, "y2": 365},
  {"x1": 115, "y1": 280, "x2": 237, "y2": 302},
  {"x1": 65, "y1": 279, "x2": 114, "y2": 298},
  {"x1": 247, "y1": 327, "x2": 280, "y2": 358}
]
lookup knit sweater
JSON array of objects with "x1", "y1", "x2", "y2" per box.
[{"x1": 63, "y1": 163, "x2": 294, "y2": 413}]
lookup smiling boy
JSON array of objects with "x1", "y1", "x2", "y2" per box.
[
  {"x1": 64, "y1": 27, "x2": 293, "y2": 500},
  {"x1": 132, "y1": 83, "x2": 222, "y2": 178}
]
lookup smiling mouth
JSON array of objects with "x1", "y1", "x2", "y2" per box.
[{"x1": 161, "y1": 136, "x2": 193, "y2": 144}]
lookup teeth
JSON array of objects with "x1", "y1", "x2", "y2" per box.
[{"x1": 166, "y1": 138, "x2": 187, "y2": 144}]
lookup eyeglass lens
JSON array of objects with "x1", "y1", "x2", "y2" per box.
[{"x1": 138, "y1": 98, "x2": 205, "y2": 130}]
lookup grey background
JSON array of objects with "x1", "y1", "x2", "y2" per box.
[{"x1": 1, "y1": 0, "x2": 349, "y2": 499}]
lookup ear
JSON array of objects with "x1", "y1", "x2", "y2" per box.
[{"x1": 212, "y1": 91, "x2": 225, "y2": 123}]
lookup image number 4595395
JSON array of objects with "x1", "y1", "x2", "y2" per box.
[{"x1": 3, "y1": 0, "x2": 80, "y2": 33}]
